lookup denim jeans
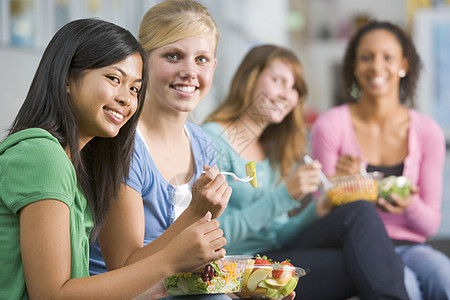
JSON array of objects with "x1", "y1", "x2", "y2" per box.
[
  {"x1": 396, "y1": 244, "x2": 450, "y2": 300},
  {"x1": 266, "y1": 201, "x2": 408, "y2": 300}
]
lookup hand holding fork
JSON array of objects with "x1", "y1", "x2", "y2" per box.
[{"x1": 201, "y1": 171, "x2": 254, "y2": 183}]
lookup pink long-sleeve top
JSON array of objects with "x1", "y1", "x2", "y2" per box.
[{"x1": 311, "y1": 104, "x2": 446, "y2": 243}]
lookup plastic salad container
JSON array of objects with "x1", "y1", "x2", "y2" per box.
[
  {"x1": 326, "y1": 172, "x2": 381, "y2": 206},
  {"x1": 378, "y1": 175, "x2": 411, "y2": 203},
  {"x1": 238, "y1": 259, "x2": 307, "y2": 299},
  {"x1": 164, "y1": 255, "x2": 253, "y2": 295}
]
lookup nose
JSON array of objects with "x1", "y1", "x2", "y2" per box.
[
  {"x1": 371, "y1": 54, "x2": 384, "y2": 70},
  {"x1": 179, "y1": 60, "x2": 197, "y2": 79},
  {"x1": 279, "y1": 84, "x2": 292, "y2": 100},
  {"x1": 283, "y1": 85, "x2": 299, "y2": 103},
  {"x1": 180, "y1": 70, "x2": 197, "y2": 79},
  {"x1": 116, "y1": 86, "x2": 132, "y2": 106}
]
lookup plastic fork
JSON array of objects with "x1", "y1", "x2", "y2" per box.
[
  {"x1": 201, "y1": 171, "x2": 254, "y2": 183},
  {"x1": 360, "y1": 164, "x2": 368, "y2": 176},
  {"x1": 303, "y1": 155, "x2": 334, "y2": 190}
]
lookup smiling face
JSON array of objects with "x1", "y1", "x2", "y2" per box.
[
  {"x1": 67, "y1": 53, "x2": 143, "y2": 147},
  {"x1": 249, "y1": 58, "x2": 299, "y2": 125},
  {"x1": 147, "y1": 34, "x2": 217, "y2": 114},
  {"x1": 354, "y1": 29, "x2": 408, "y2": 100}
]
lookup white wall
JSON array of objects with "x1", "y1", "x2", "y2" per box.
[{"x1": 0, "y1": 47, "x2": 41, "y2": 139}]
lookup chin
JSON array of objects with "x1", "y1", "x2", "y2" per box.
[
  {"x1": 176, "y1": 103, "x2": 197, "y2": 113},
  {"x1": 272, "y1": 115, "x2": 288, "y2": 124},
  {"x1": 267, "y1": 119, "x2": 283, "y2": 126},
  {"x1": 101, "y1": 128, "x2": 122, "y2": 139}
]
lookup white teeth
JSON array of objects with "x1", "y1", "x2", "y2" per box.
[
  {"x1": 174, "y1": 86, "x2": 196, "y2": 93},
  {"x1": 371, "y1": 76, "x2": 386, "y2": 85},
  {"x1": 108, "y1": 109, "x2": 124, "y2": 120}
]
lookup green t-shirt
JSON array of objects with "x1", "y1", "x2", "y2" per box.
[{"x1": 0, "y1": 128, "x2": 93, "y2": 300}]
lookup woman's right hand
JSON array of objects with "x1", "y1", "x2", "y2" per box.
[
  {"x1": 285, "y1": 161, "x2": 321, "y2": 201},
  {"x1": 165, "y1": 211, "x2": 226, "y2": 274},
  {"x1": 335, "y1": 155, "x2": 362, "y2": 176},
  {"x1": 190, "y1": 166, "x2": 231, "y2": 219}
]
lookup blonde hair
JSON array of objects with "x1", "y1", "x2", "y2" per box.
[
  {"x1": 139, "y1": 0, "x2": 219, "y2": 54},
  {"x1": 205, "y1": 45, "x2": 307, "y2": 180}
]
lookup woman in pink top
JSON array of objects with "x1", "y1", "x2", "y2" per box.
[{"x1": 311, "y1": 21, "x2": 450, "y2": 299}]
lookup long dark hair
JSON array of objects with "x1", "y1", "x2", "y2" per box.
[
  {"x1": 342, "y1": 20, "x2": 422, "y2": 107},
  {"x1": 8, "y1": 18, "x2": 149, "y2": 239}
]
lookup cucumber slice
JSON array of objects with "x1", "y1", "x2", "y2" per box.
[
  {"x1": 281, "y1": 277, "x2": 298, "y2": 296},
  {"x1": 245, "y1": 161, "x2": 258, "y2": 188}
]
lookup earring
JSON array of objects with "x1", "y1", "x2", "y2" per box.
[
  {"x1": 398, "y1": 70, "x2": 406, "y2": 78},
  {"x1": 349, "y1": 81, "x2": 362, "y2": 100}
]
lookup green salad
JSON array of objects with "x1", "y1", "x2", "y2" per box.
[
  {"x1": 165, "y1": 260, "x2": 245, "y2": 295},
  {"x1": 378, "y1": 176, "x2": 411, "y2": 203}
]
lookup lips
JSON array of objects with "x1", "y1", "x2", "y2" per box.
[
  {"x1": 107, "y1": 109, "x2": 124, "y2": 120},
  {"x1": 104, "y1": 107, "x2": 126, "y2": 124},
  {"x1": 367, "y1": 75, "x2": 387, "y2": 88},
  {"x1": 372, "y1": 76, "x2": 386, "y2": 84}
]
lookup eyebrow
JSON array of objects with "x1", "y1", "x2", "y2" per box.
[
  {"x1": 163, "y1": 45, "x2": 183, "y2": 52},
  {"x1": 112, "y1": 66, "x2": 143, "y2": 83},
  {"x1": 161, "y1": 45, "x2": 213, "y2": 56}
]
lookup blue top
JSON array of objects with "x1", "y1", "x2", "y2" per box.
[
  {"x1": 201, "y1": 122, "x2": 319, "y2": 255},
  {"x1": 89, "y1": 122, "x2": 217, "y2": 275}
]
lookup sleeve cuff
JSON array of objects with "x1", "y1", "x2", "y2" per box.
[{"x1": 277, "y1": 182, "x2": 301, "y2": 209}]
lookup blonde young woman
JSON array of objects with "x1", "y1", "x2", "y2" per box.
[
  {"x1": 311, "y1": 21, "x2": 450, "y2": 299},
  {"x1": 88, "y1": 1, "x2": 233, "y2": 299},
  {"x1": 202, "y1": 44, "x2": 409, "y2": 299}
]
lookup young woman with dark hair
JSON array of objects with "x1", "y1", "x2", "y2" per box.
[
  {"x1": 312, "y1": 20, "x2": 450, "y2": 299},
  {"x1": 8, "y1": 18, "x2": 149, "y2": 239},
  {"x1": 341, "y1": 21, "x2": 421, "y2": 107}
]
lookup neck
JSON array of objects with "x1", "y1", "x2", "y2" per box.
[
  {"x1": 139, "y1": 101, "x2": 188, "y2": 142},
  {"x1": 218, "y1": 114, "x2": 266, "y2": 158},
  {"x1": 77, "y1": 136, "x2": 91, "y2": 152},
  {"x1": 356, "y1": 94, "x2": 404, "y2": 122},
  {"x1": 233, "y1": 113, "x2": 267, "y2": 138}
]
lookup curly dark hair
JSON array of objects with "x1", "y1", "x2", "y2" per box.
[{"x1": 342, "y1": 20, "x2": 422, "y2": 107}]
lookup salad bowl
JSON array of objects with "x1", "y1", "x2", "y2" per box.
[
  {"x1": 164, "y1": 255, "x2": 253, "y2": 296},
  {"x1": 326, "y1": 172, "x2": 381, "y2": 206},
  {"x1": 237, "y1": 256, "x2": 306, "y2": 299}
]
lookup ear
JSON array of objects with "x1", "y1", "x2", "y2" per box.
[
  {"x1": 213, "y1": 58, "x2": 217, "y2": 71},
  {"x1": 66, "y1": 75, "x2": 78, "y2": 95},
  {"x1": 66, "y1": 78, "x2": 71, "y2": 95}
]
